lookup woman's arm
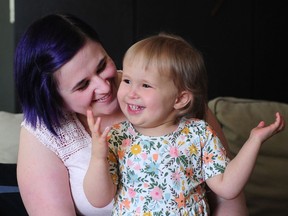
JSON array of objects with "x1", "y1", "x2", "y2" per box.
[
  {"x1": 206, "y1": 108, "x2": 232, "y2": 158},
  {"x1": 205, "y1": 108, "x2": 249, "y2": 216},
  {"x1": 17, "y1": 127, "x2": 76, "y2": 216},
  {"x1": 207, "y1": 191, "x2": 248, "y2": 216}
]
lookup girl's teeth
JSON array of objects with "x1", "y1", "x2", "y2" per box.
[{"x1": 129, "y1": 104, "x2": 143, "y2": 110}]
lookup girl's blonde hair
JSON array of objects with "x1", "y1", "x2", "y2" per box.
[{"x1": 123, "y1": 33, "x2": 208, "y2": 119}]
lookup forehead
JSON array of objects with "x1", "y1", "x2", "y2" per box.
[
  {"x1": 123, "y1": 61, "x2": 174, "y2": 88},
  {"x1": 124, "y1": 53, "x2": 167, "y2": 75},
  {"x1": 54, "y1": 41, "x2": 105, "y2": 91}
]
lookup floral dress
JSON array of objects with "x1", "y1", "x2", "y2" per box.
[{"x1": 107, "y1": 118, "x2": 229, "y2": 216}]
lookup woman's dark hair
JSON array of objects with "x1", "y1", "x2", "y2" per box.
[{"x1": 14, "y1": 13, "x2": 101, "y2": 135}]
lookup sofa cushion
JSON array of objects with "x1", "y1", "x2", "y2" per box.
[
  {"x1": 208, "y1": 97, "x2": 288, "y2": 216},
  {"x1": 0, "y1": 111, "x2": 23, "y2": 163},
  {"x1": 0, "y1": 112, "x2": 27, "y2": 214}
]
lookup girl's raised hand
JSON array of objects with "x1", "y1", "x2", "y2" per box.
[
  {"x1": 249, "y1": 112, "x2": 285, "y2": 143},
  {"x1": 87, "y1": 109, "x2": 111, "y2": 159}
]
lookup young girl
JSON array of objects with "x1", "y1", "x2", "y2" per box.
[{"x1": 84, "y1": 33, "x2": 284, "y2": 215}]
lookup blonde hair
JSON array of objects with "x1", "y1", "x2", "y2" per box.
[{"x1": 123, "y1": 33, "x2": 208, "y2": 119}]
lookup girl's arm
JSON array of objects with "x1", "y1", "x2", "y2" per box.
[
  {"x1": 17, "y1": 127, "x2": 77, "y2": 216},
  {"x1": 206, "y1": 112, "x2": 285, "y2": 199},
  {"x1": 83, "y1": 110, "x2": 116, "y2": 207},
  {"x1": 206, "y1": 107, "x2": 248, "y2": 215}
]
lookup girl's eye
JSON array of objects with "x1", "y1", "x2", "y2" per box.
[
  {"x1": 123, "y1": 79, "x2": 130, "y2": 84},
  {"x1": 143, "y1": 83, "x2": 151, "y2": 88}
]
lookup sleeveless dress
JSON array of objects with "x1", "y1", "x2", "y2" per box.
[
  {"x1": 108, "y1": 118, "x2": 230, "y2": 216},
  {"x1": 22, "y1": 112, "x2": 113, "y2": 216}
]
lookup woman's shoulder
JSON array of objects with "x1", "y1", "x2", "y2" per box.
[
  {"x1": 21, "y1": 112, "x2": 90, "y2": 161},
  {"x1": 182, "y1": 117, "x2": 209, "y2": 128}
]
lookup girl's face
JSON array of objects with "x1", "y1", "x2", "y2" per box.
[
  {"x1": 118, "y1": 60, "x2": 181, "y2": 135},
  {"x1": 55, "y1": 40, "x2": 119, "y2": 117}
]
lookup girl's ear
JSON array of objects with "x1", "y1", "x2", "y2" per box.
[{"x1": 174, "y1": 91, "x2": 193, "y2": 110}]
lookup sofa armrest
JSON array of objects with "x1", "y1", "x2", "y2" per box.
[
  {"x1": 208, "y1": 97, "x2": 288, "y2": 216},
  {"x1": 0, "y1": 112, "x2": 23, "y2": 163}
]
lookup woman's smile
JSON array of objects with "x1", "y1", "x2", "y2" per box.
[{"x1": 94, "y1": 92, "x2": 112, "y2": 103}]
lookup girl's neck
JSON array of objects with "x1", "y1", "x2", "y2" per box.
[{"x1": 134, "y1": 119, "x2": 179, "y2": 137}]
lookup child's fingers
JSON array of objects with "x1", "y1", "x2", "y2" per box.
[
  {"x1": 257, "y1": 121, "x2": 265, "y2": 128},
  {"x1": 275, "y1": 112, "x2": 285, "y2": 132},
  {"x1": 102, "y1": 126, "x2": 111, "y2": 138},
  {"x1": 86, "y1": 109, "x2": 102, "y2": 136},
  {"x1": 267, "y1": 112, "x2": 285, "y2": 136},
  {"x1": 86, "y1": 109, "x2": 95, "y2": 130}
]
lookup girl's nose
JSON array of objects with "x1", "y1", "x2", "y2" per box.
[{"x1": 127, "y1": 86, "x2": 139, "y2": 99}]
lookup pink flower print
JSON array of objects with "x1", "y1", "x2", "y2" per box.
[
  {"x1": 141, "y1": 152, "x2": 147, "y2": 160},
  {"x1": 171, "y1": 170, "x2": 181, "y2": 182},
  {"x1": 150, "y1": 187, "x2": 163, "y2": 201},
  {"x1": 170, "y1": 147, "x2": 179, "y2": 158},
  {"x1": 179, "y1": 135, "x2": 186, "y2": 140},
  {"x1": 127, "y1": 159, "x2": 134, "y2": 167},
  {"x1": 143, "y1": 183, "x2": 149, "y2": 188},
  {"x1": 128, "y1": 127, "x2": 137, "y2": 136},
  {"x1": 128, "y1": 188, "x2": 136, "y2": 198},
  {"x1": 134, "y1": 164, "x2": 141, "y2": 170},
  {"x1": 122, "y1": 138, "x2": 131, "y2": 147}
]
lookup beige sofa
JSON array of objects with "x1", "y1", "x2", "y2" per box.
[
  {"x1": 208, "y1": 97, "x2": 288, "y2": 216},
  {"x1": 0, "y1": 112, "x2": 23, "y2": 164},
  {"x1": 0, "y1": 97, "x2": 287, "y2": 215},
  {"x1": 0, "y1": 111, "x2": 27, "y2": 215}
]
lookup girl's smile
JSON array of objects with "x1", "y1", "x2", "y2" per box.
[{"x1": 118, "y1": 60, "x2": 181, "y2": 136}]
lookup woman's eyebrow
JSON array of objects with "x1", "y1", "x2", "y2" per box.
[
  {"x1": 71, "y1": 79, "x2": 86, "y2": 92},
  {"x1": 70, "y1": 56, "x2": 108, "y2": 92}
]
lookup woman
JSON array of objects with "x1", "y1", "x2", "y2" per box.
[{"x1": 14, "y1": 13, "x2": 247, "y2": 215}]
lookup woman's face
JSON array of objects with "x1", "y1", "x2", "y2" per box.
[{"x1": 55, "y1": 40, "x2": 119, "y2": 117}]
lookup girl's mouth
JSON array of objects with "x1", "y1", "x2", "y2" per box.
[{"x1": 128, "y1": 104, "x2": 145, "y2": 111}]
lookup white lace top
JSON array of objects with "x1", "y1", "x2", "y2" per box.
[{"x1": 22, "y1": 112, "x2": 113, "y2": 216}]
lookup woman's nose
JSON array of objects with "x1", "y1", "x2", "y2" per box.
[{"x1": 91, "y1": 77, "x2": 110, "y2": 93}]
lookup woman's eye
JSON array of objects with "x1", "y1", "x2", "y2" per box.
[
  {"x1": 97, "y1": 59, "x2": 107, "y2": 74},
  {"x1": 78, "y1": 80, "x2": 89, "y2": 90}
]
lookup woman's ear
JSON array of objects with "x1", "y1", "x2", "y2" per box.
[{"x1": 174, "y1": 91, "x2": 193, "y2": 110}]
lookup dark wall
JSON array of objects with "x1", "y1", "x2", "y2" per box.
[
  {"x1": 133, "y1": 0, "x2": 287, "y2": 103},
  {"x1": 10, "y1": 0, "x2": 288, "y2": 112},
  {"x1": 0, "y1": 0, "x2": 15, "y2": 112},
  {"x1": 15, "y1": 0, "x2": 134, "y2": 72}
]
